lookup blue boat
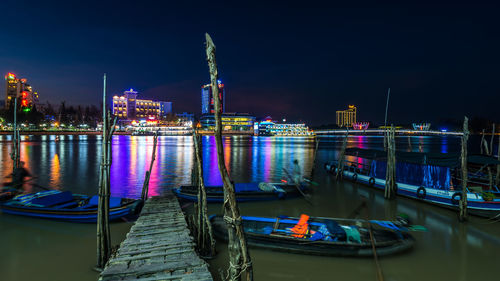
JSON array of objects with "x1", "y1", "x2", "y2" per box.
[
  {"x1": 174, "y1": 182, "x2": 308, "y2": 202},
  {"x1": 210, "y1": 215, "x2": 415, "y2": 257},
  {"x1": 325, "y1": 148, "x2": 500, "y2": 218},
  {"x1": 0, "y1": 190, "x2": 142, "y2": 223}
]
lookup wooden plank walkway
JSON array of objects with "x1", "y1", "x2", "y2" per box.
[{"x1": 99, "y1": 192, "x2": 213, "y2": 281}]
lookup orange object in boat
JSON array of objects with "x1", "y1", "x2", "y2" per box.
[{"x1": 290, "y1": 214, "x2": 310, "y2": 238}]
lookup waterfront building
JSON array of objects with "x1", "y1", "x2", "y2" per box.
[
  {"x1": 4, "y1": 73, "x2": 39, "y2": 110},
  {"x1": 412, "y1": 123, "x2": 431, "y2": 131},
  {"x1": 176, "y1": 112, "x2": 195, "y2": 122},
  {"x1": 352, "y1": 122, "x2": 370, "y2": 130},
  {"x1": 201, "y1": 81, "x2": 225, "y2": 114},
  {"x1": 336, "y1": 105, "x2": 356, "y2": 127},
  {"x1": 200, "y1": 113, "x2": 254, "y2": 132},
  {"x1": 112, "y1": 88, "x2": 172, "y2": 120}
]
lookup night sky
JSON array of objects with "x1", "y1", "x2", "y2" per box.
[{"x1": 1, "y1": 2, "x2": 499, "y2": 126}]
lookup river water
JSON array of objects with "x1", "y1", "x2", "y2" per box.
[{"x1": 0, "y1": 134, "x2": 499, "y2": 281}]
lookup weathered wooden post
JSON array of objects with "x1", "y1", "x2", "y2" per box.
[
  {"x1": 490, "y1": 124, "x2": 495, "y2": 156},
  {"x1": 96, "y1": 74, "x2": 118, "y2": 270},
  {"x1": 482, "y1": 139, "x2": 493, "y2": 190},
  {"x1": 336, "y1": 131, "x2": 348, "y2": 180},
  {"x1": 205, "y1": 33, "x2": 253, "y2": 281},
  {"x1": 309, "y1": 138, "x2": 320, "y2": 178},
  {"x1": 383, "y1": 88, "x2": 390, "y2": 151},
  {"x1": 384, "y1": 126, "x2": 396, "y2": 199},
  {"x1": 141, "y1": 134, "x2": 158, "y2": 201},
  {"x1": 193, "y1": 131, "x2": 216, "y2": 256},
  {"x1": 480, "y1": 129, "x2": 485, "y2": 154},
  {"x1": 459, "y1": 116, "x2": 469, "y2": 221},
  {"x1": 497, "y1": 135, "x2": 500, "y2": 186},
  {"x1": 10, "y1": 97, "x2": 20, "y2": 173}
]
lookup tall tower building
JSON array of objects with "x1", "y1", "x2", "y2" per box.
[
  {"x1": 5, "y1": 73, "x2": 19, "y2": 109},
  {"x1": 336, "y1": 105, "x2": 357, "y2": 127},
  {"x1": 4, "y1": 73, "x2": 39, "y2": 110},
  {"x1": 201, "y1": 81, "x2": 225, "y2": 114}
]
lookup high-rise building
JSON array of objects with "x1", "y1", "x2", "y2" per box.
[
  {"x1": 336, "y1": 105, "x2": 357, "y2": 127},
  {"x1": 201, "y1": 81, "x2": 225, "y2": 114},
  {"x1": 4, "y1": 73, "x2": 39, "y2": 110},
  {"x1": 112, "y1": 88, "x2": 172, "y2": 120}
]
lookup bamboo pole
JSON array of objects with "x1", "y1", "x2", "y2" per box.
[
  {"x1": 490, "y1": 124, "x2": 495, "y2": 156},
  {"x1": 141, "y1": 134, "x2": 158, "y2": 201},
  {"x1": 205, "y1": 33, "x2": 252, "y2": 281},
  {"x1": 336, "y1": 131, "x2": 348, "y2": 180},
  {"x1": 480, "y1": 129, "x2": 485, "y2": 154},
  {"x1": 497, "y1": 135, "x2": 500, "y2": 186},
  {"x1": 10, "y1": 97, "x2": 19, "y2": 174},
  {"x1": 96, "y1": 74, "x2": 117, "y2": 270},
  {"x1": 384, "y1": 127, "x2": 396, "y2": 199},
  {"x1": 309, "y1": 138, "x2": 320, "y2": 179},
  {"x1": 193, "y1": 131, "x2": 216, "y2": 256},
  {"x1": 459, "y1": 117, "x2": 469, "y2": 222},
  {"x1": 482, "y1": 139, "x2": 493, "y2": 190}
]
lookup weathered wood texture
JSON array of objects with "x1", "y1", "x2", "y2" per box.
[{"x1": 99, "y1": 193, "x2": 213, "y2": 281}]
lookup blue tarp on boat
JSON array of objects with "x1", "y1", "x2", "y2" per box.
[{"x1": 370, "y1": 160, "x2": 451, "y2": 190}]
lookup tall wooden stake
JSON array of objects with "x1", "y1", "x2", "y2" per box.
[
  {"x1": 141, "y1": 134, "x2": 158, "y2": 201},
  {"x1": 496, "y1": 135, "x2": 500, "y2": 186},
  {"x1": 205, "y1": 33, "x2": 252, "y2": 281},
  {"x1": 482, "y1": 139, "x2": 493, "y2": 190},
  {"x1": 480, "y1": 129, "x2": 485, "y2": 154},
  {"x1": 193, "y1": 131, "x2": 216, "y2": 256},
  {"x1": 10, "y1": 97, "x2": 20, "y2": 173},
  {"x1": 490, "y1": 124, "x2": 495, "y2": 156},
  {"x1": 383, "y1": 88, "x2": 390, "y2": 151},
  {"x1": 336, "y1": 131, "x2": 348, "y2": 180},
  {"x1": 459, "y1": 116, "x2": 469, "y2": 222},
  {"x1": 96, "y1": 74, "x2": 117, "y2": 270},
  {"x1": 384, "y1": 126, "x2": 396, "y2": 199}
]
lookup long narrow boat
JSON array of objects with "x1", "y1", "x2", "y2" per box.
[
  {"x1": 210, "y1": 215, "x2": 415, "y2": 257},
  {"x1": 174, "y1": 182, "x2": 308, "y2": 203},
  {"x1": 325, "y1": 148, "x2": 500, "y2": 218},
  {"x1": 0, "y1": 190, "x2": 142, "y2": 223}
]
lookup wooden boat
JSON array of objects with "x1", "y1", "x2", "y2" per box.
[
  {"x1": 210, "y1": 215, "x2": 415, "y2": 257},
  {"x1": 325, "y1": 148, "x2": 500, "y2": 218},
  {"x1": 173, "y1": 182, "x2": 308, "y2": 203},
  {"x1": 0, "y1": 190, "x2": 142, "y2": 223}
]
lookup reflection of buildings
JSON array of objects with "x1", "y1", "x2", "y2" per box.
[
  {"x1": 353, "y1": 122, "x2": 370, "y2": 130},
  {"x1": 112, "y1": 89, "x2": 172, "y2": 120},
  {"x1": 413, "y1": 123, "x2": 431, "y2": 131},
  {"x1": 200, "y1": 113, "x2": 255, "y2": 132},
  {"x1": 201, "y1": 81, "x2": 225, "y2": 114},
  {"x1": 336, "y1": 105, "x2": 356, "y2": 127},
  {"x1": 4, "y1": 72, "x2": 39, "y2": 110},
  {"x1": 255, "y1": 117, "x2": 314, "y2": 136}
]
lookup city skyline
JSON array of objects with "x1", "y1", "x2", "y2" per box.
[{"x1": 1, "y1": 2, "x2": 499, "y2": 126}]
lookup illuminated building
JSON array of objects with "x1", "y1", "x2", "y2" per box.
[
  {"x1": 412, "y1": 123, "x2": 431, "y2": 131},
  {"x1": 4, "y1": 73, "x2": 39, "y2": 110},
  {"x1": 352, "y1": 122, "x2": 370, "y2": 130},
  {"x1": 112, "y1": 88, "x2": 172, "y2": 120},
  {"x1": 200, "y1": 113, "x2": 255, "y2": 132},
  {"x1": 336, "y1": 105, "x2": 357, "y2": 127},
  {"x1": 201, "y1": 81, "x2": 225, "y2": 114},
  {"x1": 256, "y1": 117, "x2": 315, "y2": 136}
]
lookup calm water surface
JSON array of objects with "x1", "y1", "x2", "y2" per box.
[{"x1": 0, "y1": 134, "x2": 499, "y2": 281}]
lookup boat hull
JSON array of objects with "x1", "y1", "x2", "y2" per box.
[
  {"x1": 174, "y1": 183, "x2": 307, "y2": 203},
  {"x1": 210, "y1": 215, "x2": 414, "y2": 257},
  {"x1": 325, "y1": 162, "x2": 500, "y2": 218}
]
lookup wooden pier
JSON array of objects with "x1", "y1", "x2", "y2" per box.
[{"x1": 99, "y1": 192, "x2": 213, "y2": 281}]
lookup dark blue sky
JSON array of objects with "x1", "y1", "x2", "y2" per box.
[{"x1": 1, "y1": 1, "x2": 499, "y2": 125}]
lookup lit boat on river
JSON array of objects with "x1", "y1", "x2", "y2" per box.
[{"x1": 325, "y1": 148, "x2": 500, "y2": 218}]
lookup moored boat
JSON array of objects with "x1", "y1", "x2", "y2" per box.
[
  {"x1": 210, "y1": 214, "x2": 415, "y2": 257},
  {"x1": 325, "y1": 148, "x2": 500, "y2": 218},
  {"x1": 174, "y1": 182, "x2": 308, "y2": 203},
  {"x1": 0, "y1": 190, "x2": 142, "y2": 222}
]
